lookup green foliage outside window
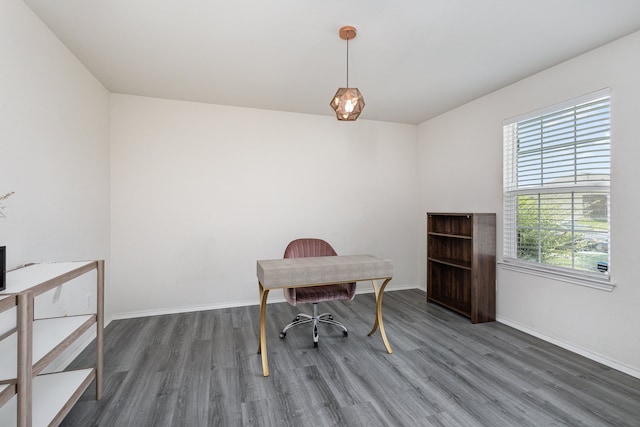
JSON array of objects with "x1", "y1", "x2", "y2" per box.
[{"x1": 517, "y1": 194, "x2": 608, "y2": 272}]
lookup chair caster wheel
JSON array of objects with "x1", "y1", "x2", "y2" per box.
[
  {"x1": 343, "y1": 331, "x2": 348, "y2": 337},
  {"x1": 279, "y1": 332, "x2": 286, "y2": 339},
  {"x1": 313, "y1": 342, "x2": 318, "y2": 348}
]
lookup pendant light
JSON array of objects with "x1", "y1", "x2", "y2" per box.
[{"x1": 330, "y1": 26, "x2": 365, "y2": 121}]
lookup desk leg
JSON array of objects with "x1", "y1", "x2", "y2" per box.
[
  {"x1": 257, "y1": 282, "x2": 270, "y2": 377},
  {"x1": 367, "y1": 278, "x2": 393, "y2": 354}
]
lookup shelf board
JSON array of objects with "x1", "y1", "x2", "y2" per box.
[
  {"x1": 428, "y1": 232, "x2": 472, "y2": 239},
  {"x1": 1, "y1": 261, "x2": 95, "y2": 297},
  {"x1": 0, "y1": 315, "x2": 95, "y2": 381},
  {"x1": 428, "y1": 257, "x2": 472, "y2": 270},
  {"x1": 0, "y1": 369, "x2": 95, "y2": 427}
]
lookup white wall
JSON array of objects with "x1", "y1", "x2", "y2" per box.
[
  {"x1": 417, "y1": 31, "x2": 640, "y2": 376},
  {"x1": 110, "y1": 94, "x2": 419, "y2": 317},
  {"x1": 0, "y1": 0, "x2": 110, "y2": 318}
]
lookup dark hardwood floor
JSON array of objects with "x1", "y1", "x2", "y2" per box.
[{"x1": 61, "y1": 289, "x2": 640, "y2": 426}]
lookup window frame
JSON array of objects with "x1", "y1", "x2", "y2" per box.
[{"x1": 502, "y1": 89, "x2": 615, "y2": 291}]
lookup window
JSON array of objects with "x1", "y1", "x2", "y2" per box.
[{"x1": 503, "y1": 90, "x2": 611, "y2": 288}]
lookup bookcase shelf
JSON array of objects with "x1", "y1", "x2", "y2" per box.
[
  {"x1": 428, "y1": 232, "x2": 472, "y2": 240},
  {"x1": 427, "y1": 213, "x2": 496, "y2": 323},
  {"x1": 0, "y1": 261, "x2": 104, "y2": 427},
  {"x1": 427, "y1": 256, "x2": 472, "y2": 270}
]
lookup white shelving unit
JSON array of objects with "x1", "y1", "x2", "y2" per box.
[{"x1": 0, "y1": 261, "x2": 104, "y2": 427}]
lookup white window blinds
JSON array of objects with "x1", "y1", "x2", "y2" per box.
[{"x1": 503, "y1": 90, "x2": 611, "y2": 279}]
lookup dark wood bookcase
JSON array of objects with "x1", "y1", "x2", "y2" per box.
[{"x1": 427, "y1": 213, "x2": 496, "y2": 323}]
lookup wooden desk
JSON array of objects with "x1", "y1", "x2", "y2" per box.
[{"x1": 256, "y1": 255, "x2": 393, "y2": 377}]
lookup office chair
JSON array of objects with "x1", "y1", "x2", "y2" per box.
[{"x1": 279, "y1": 238, "x2": 356, "y2": 348}]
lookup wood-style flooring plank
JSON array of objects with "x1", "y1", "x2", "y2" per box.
[{"x1": 61, "y1": 289, "x2": 640, "y2": 427}]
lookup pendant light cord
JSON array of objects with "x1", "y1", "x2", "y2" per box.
[{"x1": 346, "y1": 36, "x2": 349, "y2": 88}]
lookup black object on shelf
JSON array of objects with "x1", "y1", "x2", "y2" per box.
[{"x1": 0, "y1": 246, "x2": 5, "y2": 291}]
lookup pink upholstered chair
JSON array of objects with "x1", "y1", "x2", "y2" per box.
[{"x1": 279, "y1": 238, "x2": 357, "y2": 347}]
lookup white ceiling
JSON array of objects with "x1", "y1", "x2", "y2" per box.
[{"x1": 23, "y1": 0, "x2": 640, "y2": 124}]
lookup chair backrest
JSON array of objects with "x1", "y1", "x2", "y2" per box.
[
  {"x1": 282, "y1": 238, "x2": 356, "y2": 306},
  {"x1": 283, "y1": 238, "x2": 337, "y2": 259}
]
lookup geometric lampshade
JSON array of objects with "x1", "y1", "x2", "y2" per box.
[{"x1": 330, "y1": 87, "x2": 365, "y2": 121}]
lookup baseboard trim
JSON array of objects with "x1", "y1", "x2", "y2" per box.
[
  {"x1": 497, "y1": 315, "x2": 640, "y2": 380},
  {"x1": 56, "y1": 285, "x2": 417, "y2": 370},
  {"x1": 55, "y1": 287, "x2": 638, "y2": 381},
  {"x1": 111, "y1": 283, "x2": 419, "y2": 321}
]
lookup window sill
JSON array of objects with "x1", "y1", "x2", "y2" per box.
[{"x1": 499, "y1": 261, "x2": 616, "y2": 292}]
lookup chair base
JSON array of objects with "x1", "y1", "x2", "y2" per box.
[{"x1": 279, "y1": 303, "x2": 348, "y2": 347}]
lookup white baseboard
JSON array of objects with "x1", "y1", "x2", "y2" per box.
[
  {"x1": 53, "y1": 287, "x2": 638, "y2": 382},
  {"x1": 497, "y1": 315, "x2": 640, "y2": 380},
  {"x1": 111, "y1": 283, "x2": 419, "y2": 321}
]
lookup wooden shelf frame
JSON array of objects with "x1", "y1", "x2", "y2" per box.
[
  {"x1": 427, "y1": 213, "x2": 496, "y2": 324},
  {"x1": 0, "y1": 260, "x2": 104, "y2": 427}
]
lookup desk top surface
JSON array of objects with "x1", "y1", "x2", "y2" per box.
[{"x1": 257, "y1": 254, "x2": 393, "y2": 289}]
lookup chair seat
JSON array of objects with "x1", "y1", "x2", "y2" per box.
[
  {"x1": 291, "y1": 284, "x2": 351, "y2": 304},
  {"x1": 280, "y1": 238, "x2": 355, "y2": 347}
]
